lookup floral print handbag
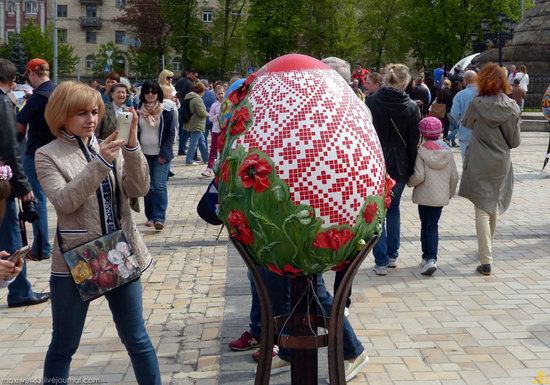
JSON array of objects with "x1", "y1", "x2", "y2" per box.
[{"x1": 57, "y1": 229, "x2": 141, "y2": 302}]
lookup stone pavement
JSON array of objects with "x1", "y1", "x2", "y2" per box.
[{"x1": 1, "y1": 132, "x2": 550, "y2": 385}]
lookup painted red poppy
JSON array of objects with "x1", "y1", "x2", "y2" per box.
[
  {"x1": 228, "y1": 210, "x2": 254, "y2": 245},
  {"x1": 221, "y1": 160, "x2": 230, "y2": 182},
  {"x1": 363, "y1": 202, "x2": 378, "y2": 224},
  {"x1": 237, "y1": 154, "x2": 272, "y2": 192},
  {"x1": 313, "y1": 228, "x2": 354, "y2": 250}
]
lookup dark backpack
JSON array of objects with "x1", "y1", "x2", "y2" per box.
[{"x1": 182, "y1": 98, "x2": 192, "y2": 123}]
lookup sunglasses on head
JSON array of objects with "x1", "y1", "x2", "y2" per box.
[{"x1": 144, "y1": 89, "x2": 158, "y2": 94}]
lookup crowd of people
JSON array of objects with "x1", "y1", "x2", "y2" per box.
[{"x1": 0, "y1": 52, "x2": 527, "y2": 383}]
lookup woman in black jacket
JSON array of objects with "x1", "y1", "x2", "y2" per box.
[
  {"x1": 366, "y1": 63, "x2": 420, "y2": 275},
  {"x1": 137, "y1": 81, "x2": 176, "y2": 231}
]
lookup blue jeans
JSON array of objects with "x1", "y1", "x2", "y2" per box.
[
  {"x1": 186, "y1": 131, "x2": 209, "y2": 164},
  {"x1": 418, "y1": 205, "x2": 443, "y2": 261},
  {"x1": 178, "y1": 125, "x2": 190, "y2": 154},
  {"x1": 144, "y1": 155, "x2": 170, "y2": 223},
  {"x1": 249, "y1": 272, "x2": 363, "y2": 361},
  {"x1": 373, "y1": 182, "x2": 406, "y2": 267},
  {"x1": 248, "y1": 268, "x2": 290, "y2": 338},
  {"x1": 447, "y1": 114, "x2": 458, "y2": 144},
  {"x1": 458, "y1": 126, "x2": 472, "y2": 160},
  {"x1": 23, "y1": 153, "x2": 52, "y2": 257},
  {"x1": 0, "y1": 197, "x2": 34, "y2": 304},
  {"x1": 43, "y1": 277, "x2": 160, "y2": 385}
]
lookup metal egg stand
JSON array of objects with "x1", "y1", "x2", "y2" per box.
[{"x1": 230, "y1": 236, "x2": 378, "y2": 385}]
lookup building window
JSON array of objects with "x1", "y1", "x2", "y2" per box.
[
  {"x1": 202, "y1": 10, "x2": 213, "y2": 22},
  {"x1": 86, "y1": 5, "x2": 97, "y2": 18},
  {"x1": 173, "y1": 58, "x2": 182, "y2": 72},
  {"x1": 57, "y1": 29, "x2": 67, "y2": 43},
  {"x1": 85, "y1": 31, "x2": 96, "y2": 44},
  {"x1": 7, "y1": 1, "x2": 15, "y2": 13},
  {"x1": 115, "y1": 31, "x2": 126, "y2": 45},
  {"x1": 25, "y1": 0, "x2": 37, "y2": 14},
  {"x1": 115, "y1": 0, "x2": 126, "y2": 8},
  {"x1": 57, "y1": 4, "x2": 68, "y2": 18},
  {"x1": 85, "y1": 55, "x2": 96, "y2": 70}
]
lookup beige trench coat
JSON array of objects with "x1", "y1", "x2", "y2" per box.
[
  {"x1": 35, "y1": 133, "x2": 152, "y2": 274},
  {"x1": 458, "y1": 93, "x2": 521, "y2": 214}
]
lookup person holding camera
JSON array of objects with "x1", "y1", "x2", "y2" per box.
[
  {"x1": 35, "y1": 81, "x2": 160, "y2": 385},
  {"x1": 16, "y1": 58, "x2": 56, "y2": 261},
  {"x1": 0, "y1": 58, "x2": 50, "y2": 306}
]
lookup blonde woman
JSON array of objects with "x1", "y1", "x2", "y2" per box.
[
  {"x1": 158, "y1": 69, "x2": 177, "y2": 103},
  {"x1": 366, "y1": 63, "x2": 420, "y2": 275},
  {"x1": 35, "y1": 81, "x2": 160, "y2": 384}
]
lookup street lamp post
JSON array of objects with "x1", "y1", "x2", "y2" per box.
[{"x1": 470, "y1": 12, "x2": 515, "y2": 66}]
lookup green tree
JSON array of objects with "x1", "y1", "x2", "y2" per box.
[
  {"x1": 115, "y1": 0, "x2": 172, "y2": 75},
  {"x1": 92, "y1": 42, "x2": 128, "y2": 78},
  {"x1": 210, "y1": 0, "x2": 248, "y2": 79},
  {"x1": 7, "y1": 35, "x2": 29, "y2": 83},
  {"x1": 301, "y1": 0, "x2": 363, "y2": 60},
  {"x1": 164, "y1": 0, "x2": 205, "y2": 72},
  {"x1": 245, "y1": 0, "x2": 309, "y2": 63},
  {"x1": 18, "y1": 22, "x2": 77, "y2": 76}
]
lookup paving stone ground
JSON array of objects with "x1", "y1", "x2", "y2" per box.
[{"x1": 1, "y1": 132, "x2": 550, "y2": 385}]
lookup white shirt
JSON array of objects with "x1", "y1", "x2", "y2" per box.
[{"x1": 514, "y1": 72, "x2": 529, "y2": 92}]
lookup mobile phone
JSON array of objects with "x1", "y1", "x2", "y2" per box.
[
  {"x1": 116, "y1": 112, "x2": 133, "y2": 143},
  {"x1": 6, "y1": 245, "x2": 30, "y2": 263}
]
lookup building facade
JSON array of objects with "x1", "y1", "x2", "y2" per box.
[
  {"x1": 0, "y1": 0, "x2": 47, "y2": 43},
  {"x1": 1, "y1": 0, "x2": 221, "y2": 79}
]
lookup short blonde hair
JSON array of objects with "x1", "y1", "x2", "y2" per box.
[
  {"x1": 158, "y1": 69, "x2": 174, "y2": 86},
  {"x1": 45, "y1": 81, "x2": 105, "y2": 137}
]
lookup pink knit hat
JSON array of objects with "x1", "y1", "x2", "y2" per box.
[{"x1": 419, "y1": 117, "x2": 442, "y2": 140}]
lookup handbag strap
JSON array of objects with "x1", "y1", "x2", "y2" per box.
[{"x1": 390, "y1": 118, "x2": 407, "y2": 148}]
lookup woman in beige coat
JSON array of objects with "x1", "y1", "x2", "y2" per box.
[
  {"x1": 35, "y1": 81, "x2": 160, "y2": 384},
  {"x1": 458, "y1": 63, "x2": 521, "y2": 276}
]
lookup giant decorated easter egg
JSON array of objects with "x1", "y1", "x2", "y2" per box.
[
  {"x1": 543, "y1": 85, "x2": 550, "y2": 121},
  {"x1": 216, "y1": 54, "x2": 391, "y2": 276}
]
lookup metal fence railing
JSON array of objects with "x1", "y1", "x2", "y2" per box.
[{"x1": 525, "y1": 75, "x2": 550, "y2": 110}]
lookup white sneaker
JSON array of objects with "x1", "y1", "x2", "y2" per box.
[
  {"x1": 388, "y1": 257, "x2": 397, "y2": 268},
  {"x1": 420, "y1": 258, "x2": 428, "y2": 267},
  {"x1": 201, "y1": 168, "x2": 213, "y2": 177},
  {"x1": 373, "y1": 265, "x2": 387, "y2": 276},
  {"x1": 345, "y1": 350, "x2": 369, "y2": 381},
  {"x1": 421, "y1": 259, "x2": 437, "y2": 276}
]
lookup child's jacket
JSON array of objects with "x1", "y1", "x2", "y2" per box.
[{"x1": 407, "y1": 140, "x2": 458, "y2": 207}]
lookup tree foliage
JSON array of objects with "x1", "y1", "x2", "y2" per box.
[
  {"x1": 209, "y1": 0, "x2": 248, "y2": 79},
  {"x1": 92, "y1": 42, "x2": 128, "y2": 77},
  {"x1": 115, "y1": 0, "x2": 172, "y2": 75},
  {"x1": 0, "y1": 22, "x2": 78, "y2": 79}
]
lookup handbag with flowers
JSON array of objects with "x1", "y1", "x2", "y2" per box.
[{"x1": 58, "y1": 229, "x2": 141, "y2": 302}]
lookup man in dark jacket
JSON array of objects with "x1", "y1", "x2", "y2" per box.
[
  {"x1": 175, "y1": 70, "x2": 197, "y2": 155},
  {"x1": 16, "y1": 58, "x2": 56, "y2": 260},
  {"x1": 0, "y1": 58, "x2": 50, "y2": 307}
]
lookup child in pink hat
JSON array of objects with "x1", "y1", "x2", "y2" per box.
[{"x1": 407, "y1": 117, "x2": 458, "y2": 275}]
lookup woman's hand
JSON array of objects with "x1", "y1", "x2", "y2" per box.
[
  {"x1": 159, "y1": 157, "x2": 167, "y2": 165},
  {"x1": 99, "y1": 131, "x2": 125, "y2": 163},
  {"x1": 126, "y1": 108, "x2": 139, "y2": 148},
  {"x1": 0, "y1": 251, "x2": 22, "y2": 281}
]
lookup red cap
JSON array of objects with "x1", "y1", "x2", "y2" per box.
[{"x1": 24, "y1": 58, "x2": 49, "y2": 75}]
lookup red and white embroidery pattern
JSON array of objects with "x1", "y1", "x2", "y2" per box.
[{"x1": 235, "y1": 68, "x2": 385, "y2": 227}]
